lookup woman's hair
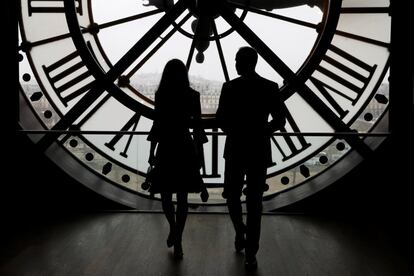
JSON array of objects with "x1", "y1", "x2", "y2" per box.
[{"x1": 157, "y1": 59, "x2": 189, "y2": 94}]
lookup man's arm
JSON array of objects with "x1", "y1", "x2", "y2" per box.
[{"x1": 268, "y1": 84, "x2": 287, "y2": 133}]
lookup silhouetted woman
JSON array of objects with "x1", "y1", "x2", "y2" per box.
[{"x1": 147, "y1": 59, "x2": 209, "y2": 259}]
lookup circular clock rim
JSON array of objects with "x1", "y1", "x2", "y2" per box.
[{"x1": 17, "y1": 0, "x2": 391, "y2": 211}]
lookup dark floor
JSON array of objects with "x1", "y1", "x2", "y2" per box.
[{"x1": 1, "y1": 212, "x2": 413, "y2": 276}]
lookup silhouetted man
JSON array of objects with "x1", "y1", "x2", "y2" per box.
[{"x1": 216, "y1": 47, "x2": 286, "y2": 271}]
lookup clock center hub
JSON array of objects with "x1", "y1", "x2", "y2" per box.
[{"x1": 188, "y1": 0, "x2": 225, "y2": 19}]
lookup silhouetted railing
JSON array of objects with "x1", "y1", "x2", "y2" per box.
[{"x1": 17, "y1": 130, "x2": 391, "y2": 137}]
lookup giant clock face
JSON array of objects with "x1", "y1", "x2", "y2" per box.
[{"x1": 18, "y1": 0, "x2": 391, "y2": 210}]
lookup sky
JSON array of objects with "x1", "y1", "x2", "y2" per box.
[{"x1": 91, "y1": 0, "x2": 322, "y2": 83}]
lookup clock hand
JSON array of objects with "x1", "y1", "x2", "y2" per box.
[
  {"x1": 211, "y1": 21, "x2": 230, "y2": 81},
  {"x1": 229, "y1": 0, "x2": 324, "y2": 11},
  {"x1": 19, "y1": 9, "x2": 164, "y2": 51},
  {"x1": 97, "y1": 9, "x2": 165, "y2": 31},
  {"x1": 219, "y1": 2, "x2": 373, "y2": 158},
  {"x1": 105, "y1": 0, "x2": 187, "y2": 82},
  {"x1": 124, "y1": 12, "x2": 192, "y2": 80},
  {"x1": 220, "y1": 3, "x2": 294, "y2": 80},
  {"x1": 61, "y1": 0, "x2": 187, "y2": 84},
  {"x1": 229, "y1": 2, "x2": 391, "y2": 49},
  {"x1": 228, "y1": 1, "x2": 318, "y2": 29},
  {"x1": 143, "y1": 0, "x2": 174, "y2": 10},
  {"x1": 36, "y1": 0, "x2": 188, "y2": 151},
  {"x1": 220, "y1": 0, "x2": 342, "y2": 96}
]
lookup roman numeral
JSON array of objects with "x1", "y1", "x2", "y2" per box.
[
  {"x1": 271, "y1": 108, "x2": 311, "y2": 162},
  {"x1": 42, "y1": 50, "x2": 94, "y2": 107},
  {"x1": 28, "y1": 0, "x2": 83, "y2": 16},
  {"x1": 308, "y1": 44, "x2": 377, "y2": 118},
  {"x1": 105, "y1": 113, "x2": 141, "y2": 158}
]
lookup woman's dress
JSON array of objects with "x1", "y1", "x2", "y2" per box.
[{"x1": 147, "y1": 87, "x2": 207, "y2": 193}]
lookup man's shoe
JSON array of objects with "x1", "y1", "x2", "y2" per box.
[{"x1": 244, "y1": 256, "x2": 258, "y2": 271}]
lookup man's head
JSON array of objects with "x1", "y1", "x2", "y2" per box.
[{"x1": 235, "y1": 47, "x2": 258, "y2": 76}]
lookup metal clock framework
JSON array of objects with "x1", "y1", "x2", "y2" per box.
[{"x1": 18, "y1": 0, "x2": 391, "y2": 210}]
